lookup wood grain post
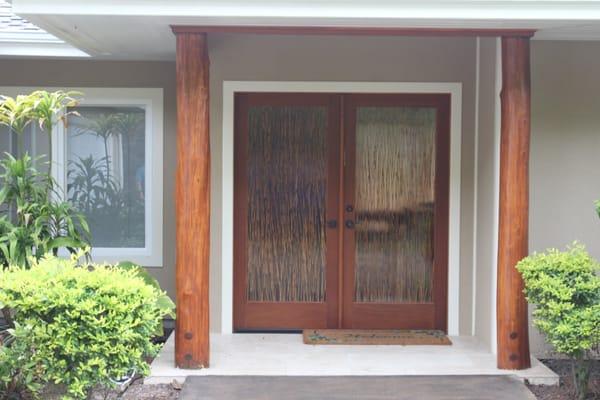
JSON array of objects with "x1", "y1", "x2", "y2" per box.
[
  {"x1": 174, "y1": 31, "x2": 210, "y2": 368},
  {"x1": 497, "y1": 36, "x2": 531, "y2": 370}
]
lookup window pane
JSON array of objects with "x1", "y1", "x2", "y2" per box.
[
  {"x1": 67, "y1": 106, "x2": 146, "y2": 248},
  {"x1": 0, "y1": 126, "x2": 13, "y2": 156},
  {"x1": 0, "y1": 124, "x2": 49, "y2": 173}
]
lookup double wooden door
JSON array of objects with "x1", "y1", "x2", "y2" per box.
[{"x1": 234, "y1": 92, "x2": 450, "y2": 332}]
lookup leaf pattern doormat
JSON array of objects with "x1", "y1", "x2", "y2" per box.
[{"x1": 303, "y1": 329, "x2": 452, "y2": 345}]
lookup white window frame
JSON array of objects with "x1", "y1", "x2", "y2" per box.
[{"x1": 0, "y1": 87, "x2": 164, "y2": 267}]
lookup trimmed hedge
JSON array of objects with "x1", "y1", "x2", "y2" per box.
[{"x1": 0, "y1": 254, "x2": 174, "y2": 399}]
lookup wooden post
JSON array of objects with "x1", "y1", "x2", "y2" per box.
[
  {"x1": 497, "y1": 36, "x2": 531, "y2": 370},
  {"x1": 174, "y1": 31, "x2": 210, "y2": 368}
]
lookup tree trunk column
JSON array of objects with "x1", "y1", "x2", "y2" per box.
[
  {"x1": 174, "y1": 31, "x2": 210, "y2": 368},
  {"x1": 497, "y1": 36, "x2": 532, "y2": 370}
]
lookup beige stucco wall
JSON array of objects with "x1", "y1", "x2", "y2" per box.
[
  {"x1": 0, "y1": 59, "x2": 179, "y2": 301},
  {"x1": 0, "y1": 34, "x2": 479, "y2": 337},
  {"x1": 208, "y1": 34, "x2": 478, "y2": 335},
  {"x1": 529, "y1": 40, "x2": 600, "y2": 357},
  {"x1": 473, "y1": 37, "x2": 501, "y2": 353}
]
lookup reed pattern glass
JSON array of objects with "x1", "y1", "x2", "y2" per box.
[
  {"x1": 246, "y1": 106, "x2": 328, "y2": 302},
  {"x1": 354, "y1": 107, "x2": 436, "y2": 303}
]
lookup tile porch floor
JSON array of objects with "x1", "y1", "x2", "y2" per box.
[{"x1": 146, "y1": 333, "x2": 558, "y2": 386}]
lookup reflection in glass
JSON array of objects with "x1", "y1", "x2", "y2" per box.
[
  {"x1": 247, "y1": 106, "x2": 328, "y2": 302},
  {"x1": 354, "y1": 107, "x2": 436, "y2": 303},
  {"x1": 67, "y1": 107, "x2": 145, "y2": 248}
]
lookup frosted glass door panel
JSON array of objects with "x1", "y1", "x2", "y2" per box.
[
  {"x1": 246, "y1": 106, "x2": 328, "y2": 303},
  {"x1": 353, "y1": 107, "x2": 437, "y2": 303}
]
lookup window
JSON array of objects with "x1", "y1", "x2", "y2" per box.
[
  {"x1": 0, "y1": 87, "x2": 163, "y2": 266},
  {"x1": 67, "y1": 106, "x2": 146, "y2": 248}
]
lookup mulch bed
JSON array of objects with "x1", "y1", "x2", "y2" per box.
[{"x1": 527, "y1": 359, "x2": 600, "y2": 400}]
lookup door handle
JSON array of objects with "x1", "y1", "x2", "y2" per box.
[
  {"x1": 327, "y1": 220, "x2": 338, "y2": 229},
  {"x1": 345, "y1": 220, "x2": 355, "y2": 229}
]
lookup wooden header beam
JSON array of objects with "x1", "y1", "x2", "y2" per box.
[{"x1": 171, "y1": 25, "x2": 535, "y2": 38}]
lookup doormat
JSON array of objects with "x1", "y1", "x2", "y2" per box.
[{"x1": 303, "y1": 329, "x2": 452, "y2": 345}]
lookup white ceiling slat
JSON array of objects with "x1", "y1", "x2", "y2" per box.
[{"x1": 0, "y1": 0, "x2": 88, "y2": 57}]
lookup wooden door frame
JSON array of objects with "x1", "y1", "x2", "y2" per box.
[
  {"x1": 341, "y1": 93, "x2": 451, "y2": 331},
  {"x1": 221, "y1": 81, "x2": 462, "y2": 335},
  {"x1": 233, "y1": 91, "x2": 452, "y2": 332}
]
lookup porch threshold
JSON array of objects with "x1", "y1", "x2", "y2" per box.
[{"x1": 146, "y1": 333, "x2": 558, "y2": 386}]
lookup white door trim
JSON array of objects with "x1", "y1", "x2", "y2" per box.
[{"x1": 221, "y1": 81, "x2": 462, "y2": 335}]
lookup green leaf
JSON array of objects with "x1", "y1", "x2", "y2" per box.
[
  {"x1": 47, "y1": 237, "x2": 84, "y2": 251},
  {"x1": 115, "y1": 261, "x2": 160, "y2": 290}
]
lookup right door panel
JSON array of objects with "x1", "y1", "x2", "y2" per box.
[{"x1": 342, "y1": 94, "x2": 450, "y2": 330}]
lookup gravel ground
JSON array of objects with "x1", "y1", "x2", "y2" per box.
[
  {"x1": 87, "y1": 379, "x2": 181, "y2": 400},
  {"x1": 527, "y1": 359, "x2": 599, "y2": 400},
  {"x1": 119, "y1": 380, "x2": 181, "y2": 400}
]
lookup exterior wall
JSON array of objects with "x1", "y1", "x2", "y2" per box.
[
  {"x1": 0, "y1": 59, "x2": 178, "y2": 300},
  {"x1": 529, "y1": 40, "x2": 600, "y2": 357},
  {"x1": 0, "y1": 34, "x2": 480, "y2": 337},
  {"x1": 2, "y1": 37, "x2": 599, "y2": 357},
  {"x1": 473, "y1": 37, "x2": 501, "y2": 353},
  {"x1": 472, "y1": 39, "x2": 600, "y2": 357},
  {"x1": 208, "y1": 34, "x2": 478, "y2": 334}
]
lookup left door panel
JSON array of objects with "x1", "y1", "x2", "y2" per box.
[{"x1": 233, "y1": 93, "x2": 341, "y2": 331}]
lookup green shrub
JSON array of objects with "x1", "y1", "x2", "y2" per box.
[
  {"x1": 0, "y1": 254, "x2": 175, "y2": 399},
  {"x1": 516, "y1": 243, "x2": 600, "y2": 400},
  {"x1": 0, "y1": 324, "x2": 45, "y2": 399}
]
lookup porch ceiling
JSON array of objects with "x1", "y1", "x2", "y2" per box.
[{"x1": 10, "y1": 0, "x2": 600, "y2": 60}]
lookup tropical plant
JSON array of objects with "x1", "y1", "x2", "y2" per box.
[
  {"x1": 0, "y1": 91, "x2": 90, "y2": 270},
  {"x1": 516, "y1": 243, "x2": 600, "y2": 400},
  {"x1": 1, "y1": 91, "x2": 80, "y2": 169},
  {"x1": 28, "y1": 90, "x2": 80, "y2": 170},
  {"x1": 0, "y1": 94, "x2": 33, "y2": 156},
  {"x1": 0, "y1": 254, "x2": 175, "y2": 399},
  {"x1": 0, "y1": 91, "x2": 173, "y2": 400},
  {"x1": 0, "y1": 152, "x2": 90, "y2": 270}
]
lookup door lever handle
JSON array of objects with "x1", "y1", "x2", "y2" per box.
[{"x1": 326, "y1": 220, "x2": 338, "y2": 229}]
